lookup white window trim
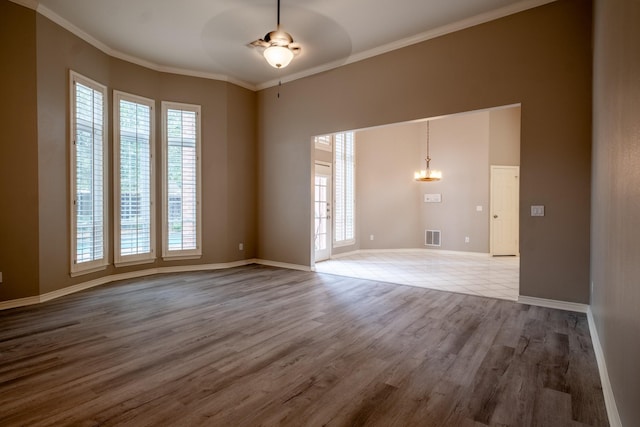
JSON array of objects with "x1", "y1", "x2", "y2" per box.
[
  {"x1": 69, "y1": 70, "x2": 109, "y2": 276},
  {"x1": 113, "y1": 91, "x2": 156, "y2": 267},
  {"x1": 161, "y1": 101, "x2": 202, "y2": 260},
  {"x1": 332, "y1": 131, "x2": 356, "y2": 248},
  {"x1": 314, "y1": 135, "x2": 333, "y2": 152}
]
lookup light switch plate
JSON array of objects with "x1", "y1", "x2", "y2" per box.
[{"x1": 531, "y1": 205, "x2": 545, "y2": 216}]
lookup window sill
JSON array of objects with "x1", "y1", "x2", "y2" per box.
[
  {"x1": 70, "y1": 264, "x2": 108, "y2": 278},
  {"x1": 114, "y1": 258, "x2": 156, "y2": 268},
  {"x1": 162, "y1": 254, "x2": 202, "y2": 262},
  {"x1": 333, "y1": 240, "x2": 356, "y2": 249}
]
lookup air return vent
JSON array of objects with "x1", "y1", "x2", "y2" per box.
[{"x1": 425, "y1": 230, "x2": 441, "y2": 247}]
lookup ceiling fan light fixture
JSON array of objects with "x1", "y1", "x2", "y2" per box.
[
  {"x1": 264, "y1": 45, "x2": 294, "y2": 68},
  {"x1": 249, "y1": 0, "x2": 300, "y2": 69},
  {"x1": 264, "y1": 28, "x2": 293, "y2": 46}
]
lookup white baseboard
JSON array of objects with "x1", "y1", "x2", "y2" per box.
[
  {"x1": 0, "y1": 260, "x2": 623, "y2": 426},
  {"x1": 0, "y1": 258, "x2": 313, "y2": 311},
  {"x1": 587, "y1": 308, "x2": 623, "y2": 427},
  {"x1": 330, "y1": 248, "x2": 493, "y2": 259},
  {"x1": 0, "y1": 295, "x2": 42, "y2": 311},
  {"x1": 517, "y1": 295, "x2": 589, "y2": 313},
  {"x1": 520, "y1": 296, "x2": 622, "y2": 426},
  {"x1": 253, "y1": 259, "x2": 312, "y2": 272}
]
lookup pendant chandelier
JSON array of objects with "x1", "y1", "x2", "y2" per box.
[{"x1": 414, "y1": 121, "x2": 442, "y2": 182}]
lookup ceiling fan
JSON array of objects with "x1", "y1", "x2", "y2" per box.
[{"x1": 249, "y1": 0, "x2": 301, "y2": 69}]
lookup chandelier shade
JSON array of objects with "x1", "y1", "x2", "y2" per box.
[{"x1": 264, "y1": 45, "x2": 294, "y2": 68}]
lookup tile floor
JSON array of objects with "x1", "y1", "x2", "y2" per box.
[{"x1": 314, "y1": 249, "x2": 520, "y2": 301}]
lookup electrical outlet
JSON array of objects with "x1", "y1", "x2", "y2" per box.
[
  {"x1": 465, "y1": 236, "x2": 470, "y2": 243},
  {"x1": 238, "y1": 243, "x2": 244, "y2": 251},
  {"x1": 370, "y1": 235, "x2": 374, "y2": 241}
]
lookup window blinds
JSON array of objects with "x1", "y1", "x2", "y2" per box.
[
  {"x1": 116, "y1": 95, "x2": 153, "y2": 261},
  {"x1": 73, "y1": 78, "x2": 106, "y2": 267},
  {"x1": 166, "y1": 108, "x2": 199, "y2": 253},
  {"x1": 334, "y1": 131, "x2": 355, "y2": 245}
]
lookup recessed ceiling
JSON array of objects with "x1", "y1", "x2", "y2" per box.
[{"x1": 29, "y1": 0, "x2": 555, "y2": 90}]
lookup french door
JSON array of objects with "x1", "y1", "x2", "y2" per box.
[{"x1": 314, "y1": 162, "x2": 332, "y2": 262}]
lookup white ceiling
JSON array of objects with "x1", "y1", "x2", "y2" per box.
[{"x1": 27, "y1": 0, "x2": 554, "y2": 90}]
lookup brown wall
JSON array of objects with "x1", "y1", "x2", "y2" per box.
[
  {"x1": 489, "y1": 106, "x2": 521, "y2": 166},
  {"x1": 258, "y1": 0, "x2": 592, "y2": 303},
  {"x1": 592, "y1": 0, "x2": 640, "y2": 424},
  {"x1": 226, "y1": 83, "x2": 258, "y2": 260},
  {"x1": 0, "y1": 3, "x2": 257, "y2": 300},
  {"x1": 0, "y1": 1, "x2": 40, "y2": 300},
  {"x1": 36, "y1": 13, "x2": 111, "y2": 295}
]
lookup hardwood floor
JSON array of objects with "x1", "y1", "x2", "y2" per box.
[{"x1": 0, "y1": 265, "x2": 608, "y2": 426}]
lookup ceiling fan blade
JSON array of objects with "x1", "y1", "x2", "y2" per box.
[
  {"x1": 288, "y1": 42, "x2": 302, "y2": 55},
  {"x1": 249, "y1": 39, "x2": 269, "y2": 48}
]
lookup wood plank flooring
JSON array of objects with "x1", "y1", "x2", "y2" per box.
[{"x1": 0, "y1": 265, "x2": 609, "y2": 426}]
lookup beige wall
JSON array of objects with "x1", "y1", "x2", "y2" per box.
[
  {"x1": 420, "y1": 113, "x2": 491, "y2": 252},
  {"x1": 0, "y1": 4, "x2": 257, "y2": 300},
  {"x1": 258, "y1": 0, "x2": 592, "y2": 303},
  {"x1": 352, "y1": 107, "x2": 519, "y2": 254},
  {"x1": 592, "y1": 0, "x2": 640, "y2": 424},
  {"x1": 0, "y1": 1, "x2": 40, "y2": 300},
  {"x1": 356, "y1": 122, "x2": 424, "y2": 250}
]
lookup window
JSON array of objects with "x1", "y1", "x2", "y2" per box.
[
  {"x1": 162, "y1": 102, "x2": 201, "y2": 259},
  {"x1": 333, "y1": 131, "x2": 356, "y2": 246},
  {"x1": 314, "y1": 134, "x2": 333, "y2": 152},
  {"x1": 70, "y1": 71, "x2": 108, "y2": 275},
  {"x1": 114, "y1": 91, "x2": 155, "y2": 266}
]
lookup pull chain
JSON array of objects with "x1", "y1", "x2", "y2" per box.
[{"x1": 278, "y1": 80, "x2": 281, "y2": 99}]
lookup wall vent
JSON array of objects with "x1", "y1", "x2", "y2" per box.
[{"x1": 425, "y1": 230, "x2": 441, "y2": 247}]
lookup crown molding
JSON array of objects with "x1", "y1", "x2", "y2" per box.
[
  {"x1": 9, "y1": 0, "x2": 39, "y2": 10},
  {"x1": 18, "y1": 0, "x2": 555, "y2": 92},
  {"x1": 257, "y1": 0, "x2": 557, "y2": 90},
  {"x1": 34, "y1": 3, "x2": 257, "y2": 91}
]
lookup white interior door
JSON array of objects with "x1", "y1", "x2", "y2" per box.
[
  {"x1": 490, "y1": 165, "x2": 519, "y2": 256},
  {"x1": 314, "y1": 162, "x2": 332, "y2": 262}
]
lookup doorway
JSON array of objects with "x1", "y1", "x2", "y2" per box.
[
  {"x1": 311, "y1": 105, "x2": 521, "y2": 299},
  {"x1": 314, "y1": 162, "x2": 332, "y2": 262},
  {"x1": 490, "y1": 165, "x2": 520, "y2": 256}
]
